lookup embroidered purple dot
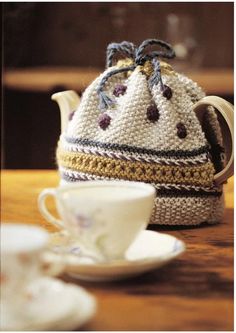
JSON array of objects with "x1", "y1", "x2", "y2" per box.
[
  {"x1": 176, "y1": 122, "x2": 187, "y2": 138},
  {"x1": 68, "y1": 111, "x2": 75, "y2": 121},
  {"x1": 98, "y1": 113, "x2": 111, "y2": 130},
  {"x1": 162, "y1": 85, "x2": 172, "y2": 100},
  {"x1": 146, "y1": 105, "x2": 159, "y2": 123},
  {"x1": 113, "y1": 84, "x2": 127, "y2": 97}
]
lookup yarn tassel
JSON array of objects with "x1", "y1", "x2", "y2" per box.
[
  {"x1": 97, "y1": 65, "x2": 135, "y2": 111},
  {"x1": 97, "y1": 39, "x2": 175, "y2": 109},
  {"x1": 148, "y1": 59, "x2": 163, "y2": 89},
  {"x1": 98, "y1": 91, "x2": 116, "y2": 111}
]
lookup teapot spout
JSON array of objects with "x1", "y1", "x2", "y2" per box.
[{"x1": 51, "y1": 90, "x2": 80, "y2": 134}]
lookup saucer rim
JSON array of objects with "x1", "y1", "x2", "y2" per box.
[
  {"x1": 55, "y1": 230, "x2": 185, "y2": 268},
  {"x1": 48, "y1": 229, "x2": 185, "y2": 281}
]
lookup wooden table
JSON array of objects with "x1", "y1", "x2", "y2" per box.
[{"x1": 1, "y1": 170, "x2": 234, "y2": 331}]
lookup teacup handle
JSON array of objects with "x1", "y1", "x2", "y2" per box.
[
  {"x1": 193, "y1": 96, "x2": 234, "y2": 185},
  {"x1": 38, "y1": 188, "x2": 64, "y2": 229}
]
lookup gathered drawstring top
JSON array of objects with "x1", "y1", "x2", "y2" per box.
[{"x1": 97, "y1": 38, "x2": 176, "y2": 110}]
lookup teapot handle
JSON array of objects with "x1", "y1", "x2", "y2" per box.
[{"x1": 193, "y1": 96, "x2": 234, "y2": 185}]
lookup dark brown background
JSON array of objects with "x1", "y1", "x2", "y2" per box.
[
  {"x1": 3, "y1": 2, "x2": 234, "y2": 68},
  {"x1": 2, "y1": 2, "x2": 234, "y2": 169}
]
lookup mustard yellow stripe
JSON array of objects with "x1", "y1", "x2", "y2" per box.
[
  {"x1": 117, "y1": 58, "x2": 175, "y2": 77},
  {"x1": 57, "y1": 149, "x2": 215, "y2": 187}
]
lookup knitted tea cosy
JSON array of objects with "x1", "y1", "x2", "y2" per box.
[{"x1": 56, "y1": 39, "x2": 225, "y2": 225}]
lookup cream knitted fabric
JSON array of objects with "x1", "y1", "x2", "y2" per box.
[{"x1": 56, "y1": 39, "x2": 225, "y2": 225}]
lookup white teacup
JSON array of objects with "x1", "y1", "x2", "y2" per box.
[
  {"x1": 0, "y1": 223, "x2": 63, "y2": 329},
  {"x1": 38, "y1": 181, "x2": 155, "y2": 261}
]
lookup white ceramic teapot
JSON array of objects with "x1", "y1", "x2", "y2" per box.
[{"x1": 51, "y1": 39, "x2": 234, "y2": 226}]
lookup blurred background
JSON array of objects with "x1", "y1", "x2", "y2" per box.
[{"x1": 2, "y1": 2, "x2": 234, "y2": 169}]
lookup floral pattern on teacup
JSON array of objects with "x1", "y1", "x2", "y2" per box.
[
  {"x1": 18, "y1": 253, "x2": 31, "y2": 264},
  {"x1": 75, "y1": 213, "x2": 94, "y2": 228},
  {"x1": 70, "y1": 247, "x2": 81, "y2": 255}
]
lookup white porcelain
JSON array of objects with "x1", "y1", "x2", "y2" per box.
[
  {"x1": 51, "y1": 90, "x2": 80, "y2": 133},
  {"x1": 0, "y1": 277, "x2": 96, "y2": 331},
  {"x1": 38, "y1": 181, "x2": 155, "y2": 261},
  {"x1": 0, "y1": 224, "x2": 64, "y2": 322},
  {"x1": 1, "y1": 224, "x2": 48, "y2": 316},
  {"x1": 46, "y1": 230, "x2": 185, "y2": 281}
]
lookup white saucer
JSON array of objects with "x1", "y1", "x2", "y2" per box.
[
  {"x1": 47, "y1": 230, "x2": 185, "y2": 281},
  {"x1": 1, "y1": 277, "x2": 96, "y2": 331}
]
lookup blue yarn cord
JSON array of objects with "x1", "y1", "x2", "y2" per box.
[
  {"x1": 106, "y1": 41, "x2": 136, "y2": 67},
  {"x1": 97, "y1": 65, "x2": 136, "y2": 110},
  {"x1": 149, "y1": 58, "x2": 165, "y2": 90},
  {"x1": 98, "y1": 38, "x2": 175, "y2": 110}
]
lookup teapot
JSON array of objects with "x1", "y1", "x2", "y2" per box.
[
  {"x1": 51, "y1": 39, "x2": 234, "y2": 225},
  {"x1": 52, "y1": 91, "x2": 233, "y2": 186}
]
